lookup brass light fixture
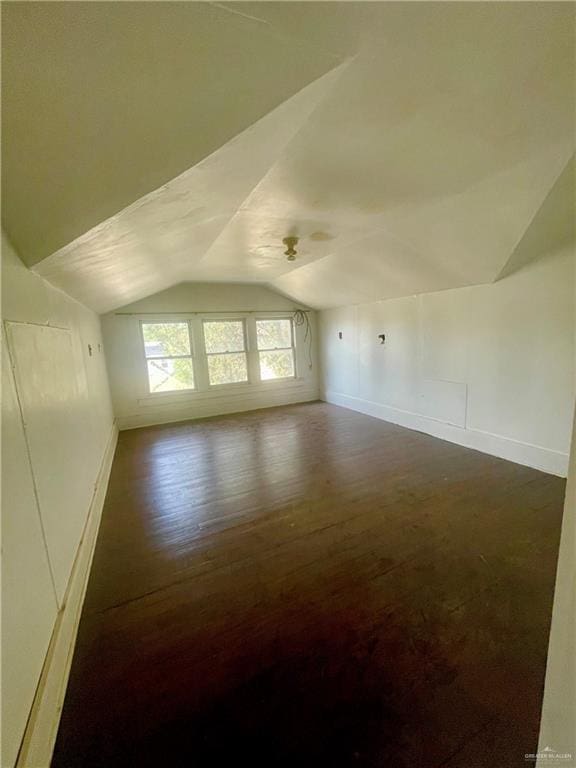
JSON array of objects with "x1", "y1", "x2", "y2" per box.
[{"x1": 283, "y1": 236, "x2": 298, "y2": 261}]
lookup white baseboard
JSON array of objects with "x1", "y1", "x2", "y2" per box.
[
  {"x1": 324, "y1": 391, "x2": 569, "y2": 477},
  {"x1": 16, "y1": 422, "x2": 119, "y2": 768}
]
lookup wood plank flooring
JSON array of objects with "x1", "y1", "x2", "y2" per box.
[{"x1": 52, "y1": 402, "x2": 566, "y2": 768}]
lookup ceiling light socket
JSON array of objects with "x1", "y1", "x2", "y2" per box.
[{"x1": 283, "y1": 236, "x2": 298, "y2": 260}]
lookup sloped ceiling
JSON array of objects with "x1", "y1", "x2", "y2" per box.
[{"x1": 2, "y1": 2, "x2": 575, "y2": 313}]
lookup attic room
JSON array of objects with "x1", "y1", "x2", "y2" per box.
[{"x1": 1, "y1": 2, "x2": 574, "y2": 767}]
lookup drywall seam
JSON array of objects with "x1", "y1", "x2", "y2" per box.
[
  {"x1": 15, "y1": 421, "x2": 118, "y2": 768},
  {"x1": 324, "y1": 391, "x2": 569, "y2": 477}
]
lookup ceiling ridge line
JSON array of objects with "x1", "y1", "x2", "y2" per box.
[{"x1": 495, "y1": 151, "x2": 576, "y2": 282}]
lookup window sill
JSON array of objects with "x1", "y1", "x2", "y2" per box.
[
  {"x1": 207, "y1": 379, "x2": 250, "y2": 390},
  {"x1": 259, "y1": 375, "x2": 297, "y2": 384},
  {"x1": 144, "y1": 386, "x2": 196, "y2": 398}
]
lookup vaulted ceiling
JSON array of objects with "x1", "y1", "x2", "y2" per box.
[{"x1": 2, "y1": 2, "x2": 574, "y2": 313}]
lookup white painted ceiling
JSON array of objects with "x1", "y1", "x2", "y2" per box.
[{"x1": 2, "y1": 2, "x2": 575, "y2": 313}]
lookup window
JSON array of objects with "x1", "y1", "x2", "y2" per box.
[
  {"x1": 256, "y1": 318, "x2": 295, "y2": 380},
  {"x1": 141, "y1": 316, "x2": 298, "y2": 394},
  {"x1": 203, "y1": 320, "x2": 248, "y2": 385},
  {"x1": 142, "y1": 322, "x2": 195, "y2": 393}
]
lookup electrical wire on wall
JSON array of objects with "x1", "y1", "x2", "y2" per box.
[{"x1": 293, "y1": 309, "x2": 313, "y2": 369}]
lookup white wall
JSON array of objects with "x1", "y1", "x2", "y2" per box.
[
  {"x1": 101, "y1": 283, "x2": 319, "y2": 430},
  {"x1": 537, "y1": 408, "x2": 576, "y2": 764},
  {"x1": 320, "y1": 246, "x2": 575, "y2": 476},
  {"x1": 1, "y1": 233, "x2": 115, "y2": 767}
]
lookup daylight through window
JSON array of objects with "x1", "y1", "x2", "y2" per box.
[
  {"x1": 203, "y1": 320, "x2": 248, "y2": 385},
  {"x1": 256, "y1": 318, "x2": 295, "y2": 380},
  {"x1": 142, "y1": 322, "x2": 195, "y2": 393}
]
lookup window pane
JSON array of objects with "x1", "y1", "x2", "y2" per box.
[
  {"x1": 203, "y1": 321, "x2": 245, "y2": 353},
  {"x1": 256, "y1": 319, "x2": 292, "y2": 350},
  {"x1": 259, "y1": 349, "x2": 295, "y2": 380},
  {"x1": 207, "y1": 353, "x2": 248, "y2": 385},
  {"x1": 142, "y1": 323, "x2": 190, "y2": 358},
  {"x1": 147, "y1": 358, "x2": 194, "y2": 392}
]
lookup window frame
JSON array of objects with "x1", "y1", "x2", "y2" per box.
[
  {"x1": 139, "y1": 313, "x2": 302, "y2": 398},
  {"x1": 202, "y1": 317, "x2": 250, "y2": 388},
  {"x1": 140, "y1": 319, "x2": 196, "y2": 395},
  {"x1": 255, "y1": 316, "x2": 296, "y2": 383}
]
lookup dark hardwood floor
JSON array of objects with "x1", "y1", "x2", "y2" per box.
[{"x1": 52, "y1": 402, "x2": 566, "y2": 768}]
